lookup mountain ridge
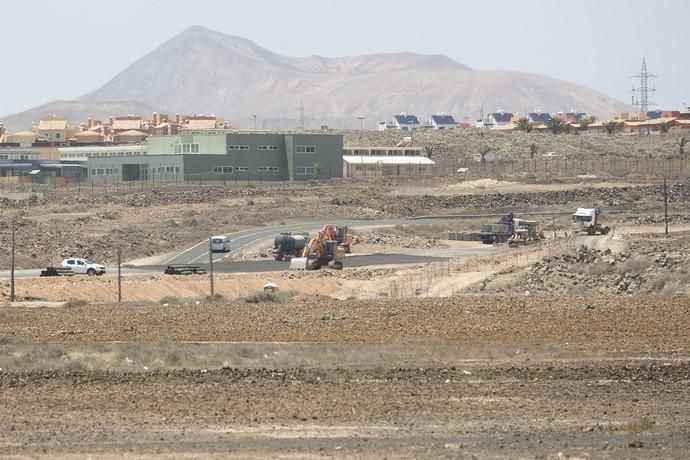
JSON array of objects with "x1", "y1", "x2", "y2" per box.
[{"x1": 2, "y1": 26, "x2": 629, "y2": 131}]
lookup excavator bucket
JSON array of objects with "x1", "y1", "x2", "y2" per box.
[{"x1": 289, "y1": 257, "x2": 309, "y2": 270}]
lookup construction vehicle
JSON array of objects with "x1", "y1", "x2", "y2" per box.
[
  {"x1": 273, "y1": 232, "x2": 310, "y2": 261},
  {"x1": 572, "y1": 208, "x2": 610, "y2": 235},
  {"x1": 508, "y1": 218, "x2": 544, "y2": 246},
  {"x1": 478, "y1": 213, "x2": 515, "y2": 244},
  {"x1": 289, "y1": 224, "x2": 344, "y2": 270},
  {"x1": 335, "y1": 225, "x2": 353, "y2": 253}
]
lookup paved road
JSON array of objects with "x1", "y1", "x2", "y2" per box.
[
  {"x1": 164, "y1": 212, "x2": 566, "y2": 266},
  {"x1": 0, "y1": 253, "x2": 473, "y2": 279}
]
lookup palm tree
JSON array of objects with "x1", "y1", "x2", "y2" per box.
[
  {"x1": 545, "y1": 116, "x2": 566, "y2": 134},
  {"x1": 678, "y1": 136, "x2": 688, "y2": 157},
  {"x1": 578, "y1": 116, "x2": 593, "y2": 132},
  {"x1": 514, "y1": 117, "x2": 534, "y2": 132},
  {"x1": 423, "y1": 144, "x2": 436, "y2": 159},
  {"x1": 602, "y1": 120, "x2": 619, "y2": 135},
  {"x1": 479, "y1": 144, "x2": 493, "y2": 162}
]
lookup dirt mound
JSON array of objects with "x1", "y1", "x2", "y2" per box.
[
  {"x1": 352, "y1": 231, "x2": 447, "y2": 249},
  {"x1": 508, "y1": 245, "x2": 690, "y2": 295}
]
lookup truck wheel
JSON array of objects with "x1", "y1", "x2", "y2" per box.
[
  {"x1": 600, "y1": 226, "x2": 610, "y2": 235},
  {"x1": 87, "y1": 268, "x2": 96, "y2": 276}
]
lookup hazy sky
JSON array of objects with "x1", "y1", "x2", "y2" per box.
[{"x1": 1, "y1": 0, "x2": 688, "y2": 116}]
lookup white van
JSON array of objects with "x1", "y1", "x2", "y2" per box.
[{"x1": 211, "y1": 235, "x2": 231, "y2": 252}]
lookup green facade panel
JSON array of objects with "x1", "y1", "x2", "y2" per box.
[{"x1": 87, "y1": 131, "x2": 342, "y2": 183}]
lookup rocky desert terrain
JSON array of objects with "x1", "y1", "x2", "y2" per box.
[{"x1": 1, "y1": 173, "x2": 690, "y2": 458}]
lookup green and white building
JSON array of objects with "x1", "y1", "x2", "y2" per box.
[{"x1": 84, "y1": 130, "x2": 343, "y2": 183}]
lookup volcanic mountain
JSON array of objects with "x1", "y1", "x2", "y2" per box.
[{"x1": 3, "y1": 26, "x2": 629, "y2": 130}]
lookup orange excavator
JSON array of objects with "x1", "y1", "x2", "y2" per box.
[{"x1": 289, "y1": 224, "x2": 345, "y2": 270}]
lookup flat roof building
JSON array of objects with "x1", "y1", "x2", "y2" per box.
[{"x1": 86, "y1": 131, "x2": 343, "y2": 183}]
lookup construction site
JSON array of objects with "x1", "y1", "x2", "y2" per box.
[{"x1": 1, "y1": 135, "x2": 690, "y2": 457}]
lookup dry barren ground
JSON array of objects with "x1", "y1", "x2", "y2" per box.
[
  {"x1": 0, "y1": 295, "x2": 689, "y2": 458},
  {"x1": 2, "y1": 177, "x2": 690, "y2": 458}
]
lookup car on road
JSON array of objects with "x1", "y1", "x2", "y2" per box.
[
  {"x1": 60, "y1": 258, "x2": 106, "y2": 276},
  {"x1": 211, "y1": 235, "x2": 231, "y2": 252}
]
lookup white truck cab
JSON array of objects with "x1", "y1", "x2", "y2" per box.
[
  {"x1": 572, "y1": 208, "x2": 610, "y2": 235},
  {"x1": 60, "y1": 258, "x2": 106, "y2": 276},
  {"x1": 211, "y1": 235, "x2": 231, "y2": 252}
]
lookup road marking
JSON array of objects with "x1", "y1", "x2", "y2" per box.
[{"x1": 164, "y1": 239, "x2": 209, "y2": 265}]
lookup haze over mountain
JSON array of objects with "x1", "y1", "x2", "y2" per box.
[{"x1": 3, "y1": 26, "x2": 629, "y2": 131}]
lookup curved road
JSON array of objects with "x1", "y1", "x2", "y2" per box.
[{"x1": 163, "y1": 212, "x2": 574, "y2": 266}]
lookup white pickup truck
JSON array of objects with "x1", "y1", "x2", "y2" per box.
[{"x1": 60, "y1": 258, "x2": 106, "y2": 276}]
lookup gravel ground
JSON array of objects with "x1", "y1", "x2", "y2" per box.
[{"x1": 1, "y1": 294, "x2": 689, "y2": 458}]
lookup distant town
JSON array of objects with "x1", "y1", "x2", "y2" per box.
[{"x1": 0, "y1": 106, "x2": 688, "y2": 185}]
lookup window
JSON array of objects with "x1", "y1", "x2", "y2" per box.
[
  {"x1": 174, "y1": 143, "x2": 200, "y2": 154},
  {"x1": 55, "y1": 133, "x2": 61, "y2": 139},
  {"x1": 228, "y1": 145, "x2": 249, "y2": 150},
  {"x1": 258, "y1": 145, "x2": 279, "y2": 151},
  {"x1": 97, "y1": 168, "x2": 104, "y2": 175},
  {"x1": 296, "y1": 166, "x2": 315, "y2": 175},
  {"x1": 258, "y1": 166, "x2": 279, "y2": 172},
  {"x1": 91, "y1": 169, "x2": 96, "y2": 175},
  {"x1": 213, "y1": 166, "x2": 233, "y2": 174},
  {"x1": 236, "y1": 166, "x2": 249, "y2": 172},
  {"x1": 296, "y1": 145, "x2": 315, "y2": 153}
]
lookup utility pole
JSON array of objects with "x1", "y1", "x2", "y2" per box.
[
  {"x1": 631, "y1": 57, "x2": 658, "y2": 113},
  {"x1": 208, "y1": 237, "x2": 215, "y2": 296},
  {"x1": 253, "y1": 114, "x2": 257, "y2": 130},
  {"x1": 664, "y1": 178, "x2": 669, "y2": 237},
  {"x1": 10, "y1": 220, "x2": 15, "y2": 302},
  {"x1": 117, "y1": 247, "x2": 122, "y2": 303},
  {"x1": 298, "y1": 100, "x2": 305, "y2": 131}
]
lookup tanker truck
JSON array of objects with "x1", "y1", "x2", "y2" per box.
[{"x1": 273, "y1": 232, "x2": 310, "y2": 261}]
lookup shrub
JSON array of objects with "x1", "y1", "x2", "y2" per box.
[
  {"x1": 620, "y1": 417, "x2": 655, "y2": 433},
  {"x1": 63, "y1": 299, "x2": 87, "y2": 308},
  {"x1": 244, "y1": 290, "x2": 295, "y2": 304},
  {"x1": 159, "y1": 296, "x2": 180, "y2": 305}
]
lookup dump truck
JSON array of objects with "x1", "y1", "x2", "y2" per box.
[
  {"x1": 572, "y1": 208, "x2": 610, "y2": 235},
  {"x1": 289, "y1": 224, "x2": 344, "y2": 270},
  {"x1": 478, "y1": 213, "x2": 515, "y2": 244},
  {"x1": 273, "y1": 232, "x2": 309, "y2": 261}
]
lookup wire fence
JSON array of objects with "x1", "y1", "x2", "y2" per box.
[
  {"x1": 433, "y1": 157, "x2": 690, "y2": 179},
  {"x1": 373, "y1": 234, "x2": 578, "y2": 299}
]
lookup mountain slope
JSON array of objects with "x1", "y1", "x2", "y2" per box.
[
  {"x1": 4, "y1": 26, "x2": 629, "y2": 131},
  {"x1": 78, "y1": 26, "x2": 627, "y2": 123}
]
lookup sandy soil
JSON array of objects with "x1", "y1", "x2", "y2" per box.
[{"x1": 0, "y1": 295, "x2": 689, "y2": 458}]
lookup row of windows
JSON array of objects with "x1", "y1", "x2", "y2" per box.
[
  {"x1": 228, "y1": 145, "x2": 250, "y2": 150},
  {"x1": 173, "y1": 143, "x2": 200, "y2": 154},
  {"x1": 90, "y1": 168, "x2": 120, "y2": 176},
  {"x1": 296, "y1": 166, "x2": 316, "y2": 175},
  {"x1": 344, "y1": 148, "x2": 422, "y2": 157},
  {"x1": 152, "y1": 166, "x2": 180, "y2": 173},
  {"x1": 0, "y1": 154, "x2": 32, "y2": 160},
  {"x1": 257, "y1": 145, "x2": 279, "y2": 150},
  {"x1": 62, "y1": 151, "x2": 145, "y2": 158},
  {"x1": 295, "y1": 145, "x2": 315, "y2": 153},
  {"x1": 212, "y1": 166, "x2": 281, "y2": 174}
]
